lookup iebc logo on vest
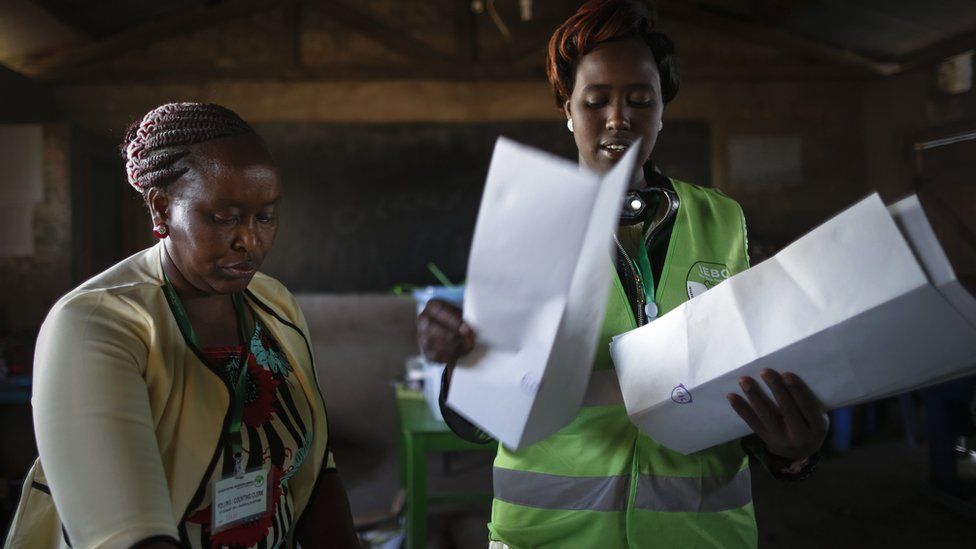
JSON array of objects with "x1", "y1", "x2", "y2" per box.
[{"x1": 686, "y1": 261, "x2": 732, "y2": 299}]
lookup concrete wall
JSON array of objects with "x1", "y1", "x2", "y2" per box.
[
  {"x1": 0, "y1": 70, "x2": 68, "y2": 513},
  {"x1": 0, "y1": 65, "x2": 69, "y2": 333},
  {"x1": 296, "y1": 293, "x2": 419, "y2": 517},
  {"x1": 0, "y1": 124, "x2": 73, "y2": 332}
]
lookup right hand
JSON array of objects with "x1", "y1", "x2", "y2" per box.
[{"x1": 417, "y1": 299, "x2": 476, "y2": 364}]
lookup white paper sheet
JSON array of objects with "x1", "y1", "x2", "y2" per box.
[
  {"x1": 610, "y1": 193, "x2": 976, "y2": 455},
  {"x1": 447, "y1": 137, "x2": 638, "y2": 449}
]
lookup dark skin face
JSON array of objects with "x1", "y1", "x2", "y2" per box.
[
  {"x1": 564, "y1": 38, "x2": 665, "y2": 189},
  {"x1": 147, "y1": 135, "x2": 281, "y2": 300},
  {"x1": 146, "y1": 135, "x2": 281, "y2": 347}
]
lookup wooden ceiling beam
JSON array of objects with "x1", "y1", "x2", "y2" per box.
[
  {"x1": 44, "y1": 62, "x2": 544, "y2": 84},
  {"x1": 656, "y1": 0, "x2": 901, "y2": 77},
  {"x1": 746, "y1": 0, "x2": 817, "y2": 26},
  {"x1": 895, "y1": 27, "x2": 976, "y2": 70},
  {"x1": 42, "y1": 59, "x2": 875, "y2": 85},
  {"x1": 454, "y1": 0, "x2": 479, "y2": 63},
  {"x1": 323, "y1": 0, "x2": 454, "y2": 64},
  {"x1": 17, "y1": 0, "x2": 280, "y2": 80},
  {"x1": 24, "y1": 0, "x2": 95, "y2": 38}
]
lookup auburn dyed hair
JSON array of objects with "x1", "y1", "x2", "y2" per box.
[{"x1": 546, "y1": 0, "x2": 679, "y2": 109}]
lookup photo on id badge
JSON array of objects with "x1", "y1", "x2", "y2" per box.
[{"x1": 686, "y1": 261, "x2": 732, "y2": 299}]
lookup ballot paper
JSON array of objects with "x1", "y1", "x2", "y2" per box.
[
  {"x1": 446, "y1": 137, "x2": 637, "y2": 450},
  {"x1": 610, "y1": 193, "x2": 976, "y2": 455}
]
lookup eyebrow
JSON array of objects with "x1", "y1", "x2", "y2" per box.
[
  {"x1": 211, "y1": 196, "x2": 282, "y2": 208},
  {"x1": 581, "y1": 83, "x2": 657, "y2": 92}
]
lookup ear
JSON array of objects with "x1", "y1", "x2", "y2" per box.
[
  {"x1": 146, "y1": 187, "x2": 170, "y2": 227},
  {"x1": 562, "y1": 98, "x2": 572, "y2": 121}
]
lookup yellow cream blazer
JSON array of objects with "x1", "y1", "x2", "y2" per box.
[{"x1": 4, "y1": 244, "x2": 333, "y2": 548}]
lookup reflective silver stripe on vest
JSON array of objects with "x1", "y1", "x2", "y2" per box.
[
  {"x1": 493, "y1": 466, "x2": 752, "y2": 513},
  {"x1": 635, "y1": 467, "x2": 752, "y2": 513},
  {"x1": 493, "y1": 467, "x2": 629, "y2": 512},
  {"x1": 582, "y1": 369, "x2": 624, "y2": 407}
]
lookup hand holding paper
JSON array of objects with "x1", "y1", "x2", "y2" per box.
[
  {"x1": 727, "y1": 369, "x2": 829, "y2": 461},
  {"x1": 611, "y1": 193, "x2": 976, "y2": 455},
  {"x1": 417, "y1": 299, "x2": 475, "y2": 365}
]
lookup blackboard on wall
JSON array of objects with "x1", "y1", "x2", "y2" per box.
[{"x1": 257, "y1": 120, "x2": 709, "y2": 293}]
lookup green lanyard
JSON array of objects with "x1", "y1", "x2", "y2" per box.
[
  {"x1": 162, "y1": 275, "x2": 251, "y2": 474},
  {"x1": 633, "y1": 233, "x2": 656, "y2": 305}
]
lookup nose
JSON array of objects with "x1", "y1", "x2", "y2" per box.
[
  {"x1": 232, "y1": 221, "x2": 259, "y2": 256},
  {"x1": 606, "y1": 101, "x2": 631, "y2": 131}
]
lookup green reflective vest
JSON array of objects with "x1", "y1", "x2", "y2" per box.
[{"x1": 489, "y1": 180, "x2": 754, "y2": 548}]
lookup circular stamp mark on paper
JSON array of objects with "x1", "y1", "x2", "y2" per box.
[
  {"x1": 520, "y1": 373, "x2": 541, "y2": 396},
  {"x1": 671, "y1": 384, "x2": 693, "y2": 404}
]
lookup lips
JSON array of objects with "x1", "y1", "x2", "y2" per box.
[
  {"x1": 220, "y1": 261, "x2": 257, "y2": 278},
  {"x1": 598, "y1": 138, "x2": 633, "y2": 160}
]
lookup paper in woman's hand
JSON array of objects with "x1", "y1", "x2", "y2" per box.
[
  {"x1": 446, "y1": 137, "x2": 637, "y2": 450},
  {"x1": 611, "y1": 193, "x2": 976, "y2": 455}
]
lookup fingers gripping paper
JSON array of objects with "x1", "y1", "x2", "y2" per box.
[
  {"x1": 446, "y1": 137, "x2": 637, "y2": 450},
  {"x1": 610, "y1": 193, "x2": 976, "y2": 455}
]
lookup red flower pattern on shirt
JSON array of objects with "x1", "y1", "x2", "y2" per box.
[{"x1": 242, "y1": 353, "x2": 279, "y2": 427}]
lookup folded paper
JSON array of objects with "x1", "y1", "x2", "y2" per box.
[
  {"x1": 611, "y1": 193, "x2": 976, "y2": 455},
  {"x1": 447, "y1": 137, "x2": 637, "y2": 450}
]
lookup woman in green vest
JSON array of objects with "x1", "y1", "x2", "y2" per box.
[{"x1": 418, "y1": 1, "x2": 828, "y2": 547}]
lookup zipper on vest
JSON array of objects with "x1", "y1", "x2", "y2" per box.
[
  {"x1": 614, "y1": 186, "x2": 680, "y2": 327},
  {"x1": 614, "y1": 235, "x2": 648, "y2": 326}
]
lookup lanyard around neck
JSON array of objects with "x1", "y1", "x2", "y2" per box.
[
  {"x1": 633, "y1": 233, "x2": 656, "y2": 304},
  {"x1": 162, "y1": 273, "x2": 252, "y2": 471}
]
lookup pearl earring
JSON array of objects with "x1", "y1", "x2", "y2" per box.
[{"x1": 567, "y1": 118, "x2": 574, "y2": 133}]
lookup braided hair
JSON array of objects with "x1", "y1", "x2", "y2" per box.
[{"x1": 121, "y1": 102, "x2": 255, "y2": 194}]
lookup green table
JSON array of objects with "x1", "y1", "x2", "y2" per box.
[{"x1": 394, "y1": 383, "x2": 497, "y2": 549}]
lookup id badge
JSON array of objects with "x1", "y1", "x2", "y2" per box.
[{"x1": 211, "y1": 466, "x2": 271, "y2": 533}]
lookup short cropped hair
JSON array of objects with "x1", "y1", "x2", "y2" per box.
[{"x1": 546, "y1": 0, "x2": 680, "y2": 109}]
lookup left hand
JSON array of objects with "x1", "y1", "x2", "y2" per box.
[{"x1": 727, "y1": 369, "x2": 828, "y2": 461}]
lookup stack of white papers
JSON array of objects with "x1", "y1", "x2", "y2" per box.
[
  {"x1": 447, "y1": 137, "x2": 637, "y2": 450},
  {"x1": 610, "y1": 194, "x2": 976, "y2": 455}
]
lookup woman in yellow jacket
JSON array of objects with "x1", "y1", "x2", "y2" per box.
[{"x1": 5, "y1": 103, "x2": 359, "y2": 548}]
